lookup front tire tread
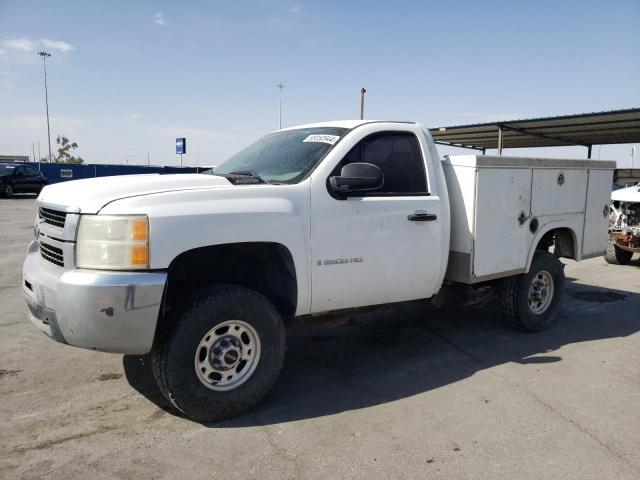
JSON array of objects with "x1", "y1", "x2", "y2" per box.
[{"x1": 151, "y1": 284, "x2": 286, "y2": 422}]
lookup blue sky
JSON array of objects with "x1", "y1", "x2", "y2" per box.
[{"x1": 1, "y1": 0, "x2": 639, "y2": 167}]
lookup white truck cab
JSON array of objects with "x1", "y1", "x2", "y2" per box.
[{"x1": 23, "y1": 120, "x2": 615, "y2": 421}]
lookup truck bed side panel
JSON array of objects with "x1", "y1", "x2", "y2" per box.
[
  {"x1": 443, "y1": 164, "x2": 476, "y2": 255},
  {"x1": 443, "y1": 155, "x2": 615, "y2": 284}
]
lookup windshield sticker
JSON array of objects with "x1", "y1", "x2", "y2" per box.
[{"x1": 302, "y1": 134, "x2": 340, "y2": 145}]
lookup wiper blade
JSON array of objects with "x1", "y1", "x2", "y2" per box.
[
  {"x1": 226, "y1": 170, "x2": 267, "y2": 184},
  {"x1": 206, "y1": 170, "x2": 267, "y2": 185}
]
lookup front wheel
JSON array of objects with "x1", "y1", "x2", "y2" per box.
[
  {"x1": 500, "y1": 250, "x2": 565, "y2": 332},
  {"x1": 151, "y1": 284, "x2": 286, "y2": 422}
]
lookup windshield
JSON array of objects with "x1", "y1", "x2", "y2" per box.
[
  {"x1": 213, "y1": 127, "x2": 348, "y2": 184},
  {"x1": 0, "y1": 165, "x2": 16, "y2": 175}
]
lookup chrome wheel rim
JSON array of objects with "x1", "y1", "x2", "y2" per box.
[
  {"x1": 194, "y1": 320, "x2": 261, "y2": 391},
  {"x1": 528, "y1": 270, "x2": 554, "y2": 314}
]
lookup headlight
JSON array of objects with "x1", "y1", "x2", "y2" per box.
[{"x1": 76, "y1": 215, "x2": 149, "y2": 270}]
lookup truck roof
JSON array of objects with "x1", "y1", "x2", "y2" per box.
[{"x1": 278, "y1": 120, "x2": 416, "y2": 132}]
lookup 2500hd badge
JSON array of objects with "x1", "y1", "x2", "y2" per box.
[{"x1": 317, "y1": 257, "x2": 364, "y2": 266}]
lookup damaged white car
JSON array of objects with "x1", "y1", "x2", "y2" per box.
[{"x1": 606, "y1": 184, "x2": 640, "y2": 265}]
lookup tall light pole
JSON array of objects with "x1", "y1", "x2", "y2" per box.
[
  {"x1": 360, "y1": 87, "x2": 366, "y2": 120},
  {"x1": 276, "y1": 82, "x2": 285, "y2": 129},
  {"x1": 37, "y1": 51, "x2": 53, "y2": 163}
]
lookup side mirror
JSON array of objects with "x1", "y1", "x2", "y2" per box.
[{"x1": 329, "y1": 162, "x2": 384, "y2": 195}]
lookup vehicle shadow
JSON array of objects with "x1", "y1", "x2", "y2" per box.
[
  {"x1": 627, "y1": 257, "x2": 640, "y2": 267},
  {"x1": 123, "y1": 278, "x2": 640, "y2": 427}
]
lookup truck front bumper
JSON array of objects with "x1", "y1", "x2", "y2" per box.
[{"x1": 23, "y1": 241, "x2": 167, "y2": 354}]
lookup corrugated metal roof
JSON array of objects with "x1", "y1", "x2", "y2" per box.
[{"x1": 430, "y1": 108, "x2": 640, "y2": 150}]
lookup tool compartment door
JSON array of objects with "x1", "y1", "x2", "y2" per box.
[
  {"x1": 531, "y1": 169, "x2": 588, "y2": 216},
  {"x1": 473, "y1": 168, "x2": 532, "y2": 278}
]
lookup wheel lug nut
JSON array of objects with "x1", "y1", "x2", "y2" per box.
[{"x1": 213, "y1": 348, "x2": 221, "y2": 355}]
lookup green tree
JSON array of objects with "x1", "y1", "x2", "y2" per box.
[{"x1": 54, "y1": 135, "x2": 84, "y2": 164}]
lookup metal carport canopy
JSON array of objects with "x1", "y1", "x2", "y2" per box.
[{"x1": 429, "y1": 108, "x2": 640, "y2": 155}]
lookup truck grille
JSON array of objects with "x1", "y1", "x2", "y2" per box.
[
  {"x1": 39, "y1": 207, "x2": 67, "y2": 228},
  {"x1": 40, "y1": 242, "x2": 65, "y2": 267}
]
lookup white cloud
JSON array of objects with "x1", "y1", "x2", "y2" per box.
[
  {"x1": 154, "y1": 12, "x2": 166, "y2": 26},
  {"x1": 289, "y1": 5, "x2": 303, "y2": 14},
  {"x1": 1, "y1": 38, "x2": 76, "y2": 55},
  {"x1": 41, "y1": 38, "x2": 76, "y2": 53},
  {"x1": 267, "y1": 17, "x2": 281, "y2": 24},
  {"x1": 0, "y1": 48, "x2": 6, "y2": 55},
  {"x1": 2, "y1": 38, "x2": 35, "y2": 52},
  {"x1": 126, "y1": 110, "x2": 140, "y2": 120}
]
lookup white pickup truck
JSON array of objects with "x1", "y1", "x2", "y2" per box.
[{"x1": 23, "y1": 120, "x2": 615, "y2": 421}]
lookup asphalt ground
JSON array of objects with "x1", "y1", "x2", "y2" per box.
[{"x1": 1, "y1": 196, "x2": 639, "y2": 479}]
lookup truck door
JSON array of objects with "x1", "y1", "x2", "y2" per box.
[
  {"x1": 310, "y1": 128, "x2": 443, "y2": 313},
  {"x1": 23, "y1": 166, "x2": 42, "y2": 193},
  {"x1": 12, "y1": 166, "x2": 27, "y2": 192}
]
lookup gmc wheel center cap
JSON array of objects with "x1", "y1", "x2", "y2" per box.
[{"x1": 224, "y1": 349, "x2": 239, "y2": 365}]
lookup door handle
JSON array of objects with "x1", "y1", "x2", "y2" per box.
[{"x1": 407, "y1": 213, "x2": 437, "y2": 222}]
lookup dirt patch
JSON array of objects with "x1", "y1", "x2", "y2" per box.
[
  {"x1": 571, "y1": 290, "x2": 628, "y2": 303},
  {"x1": 98, "y1": 372, "x2": 122, "y2": 381},
  {"x1": 0, "y1": 368, "x2": 21, "y2": 378}
]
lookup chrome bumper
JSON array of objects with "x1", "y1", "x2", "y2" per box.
[{"x1": 23, "y1": 241, "x2": 167, "y2": 354}]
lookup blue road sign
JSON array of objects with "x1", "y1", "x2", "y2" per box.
[{"x1": 176, "y1": 138, "x2": 187, "y2": 155}]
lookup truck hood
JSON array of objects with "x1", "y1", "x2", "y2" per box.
[
  {"x1": 38, "y1": 173, "x2": 233, "y2": 213},
  {"x1": 612, "y1": 184, "x2": 640, "y2": 203}
]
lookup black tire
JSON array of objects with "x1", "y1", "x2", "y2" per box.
[
  {"x1": 151, "y1": 284, "x2": 286, "y2": 422},
  {"x1": 3, "y1": 184, "x2": 13, "y2": 198},
  {"x1": 604, "y1": 242, "x2": 633, "y2": 265},
  {"x1": 500, "y1": 250, "x2": 565, "y2": 332}
]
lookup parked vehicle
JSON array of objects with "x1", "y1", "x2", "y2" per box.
[
  {"x1": 0, "y1": 164, "x2": 47, "y2": 197},
  {"x1": 605, "y1": 184, "x2": 640, "y2": 265},
  {"x1": 23, "y1": 120, "x2": 615, "y2": 421}
]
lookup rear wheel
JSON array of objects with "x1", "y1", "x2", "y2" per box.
[
  {"x1": 151, "y1": 284, "x2": 286, "y2": 422},
  {"x1": 500, "y1": 250, "x2": 565, "y2": 332},
  {"x1": 3, "y1": 184, "x2": 13, "y2": 198},
  {"x1": 604, "y1": 242, "x2": 633, "y2": 265}
]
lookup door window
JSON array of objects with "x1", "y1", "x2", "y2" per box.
[
  {"x1": 333, "y1": 131, "x2": 428, "y2": 196},
  {"x1": 25, "y1": 166, "x2": 38, "y2": 176}
]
